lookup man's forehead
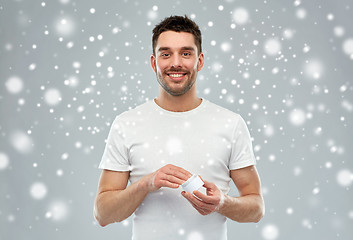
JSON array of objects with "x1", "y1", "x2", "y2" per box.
[
  {"x1": 156, "y1": 31, "x2": 197, "y2": 49},
  {"x1": 158, "y1": 30, "x2": 194, "y2": 38}
]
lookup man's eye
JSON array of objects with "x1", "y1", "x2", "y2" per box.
[
  {"x1": 183, "y1": 52, "x2": 191, "y2": 56},
  {"x1": 161, "y1": 53, "x2": 170, "y2": 57}
]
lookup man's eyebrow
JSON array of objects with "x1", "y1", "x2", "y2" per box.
[
  {"x1": 180, "y1": 47, "x2": 195, "y2": 51},
  {"x1": 157, "y1": 47, "x2": 196, "y2": 52},
  {"x1": 157, "y1": 47, "x2": 170, "y2": 52}
]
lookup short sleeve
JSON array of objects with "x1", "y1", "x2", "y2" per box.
[
  {"x1": 228, "y1": 116, "x2": 256, "y2": 170},
  {"x1": 98, "y1": 116, "x2": 130, "y2": 171}
]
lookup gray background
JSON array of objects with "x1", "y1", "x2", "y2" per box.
[{"x1": 1, "y1": 0, "x2": 353, "y2": 239}]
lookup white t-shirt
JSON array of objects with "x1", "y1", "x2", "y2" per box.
[{"x1": 99, "y1": 98, "x2": 256, "y2": 240}]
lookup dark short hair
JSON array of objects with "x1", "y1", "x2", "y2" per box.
[{"x1": 152, "y1": 15, "x2": 202, "y2": 55}]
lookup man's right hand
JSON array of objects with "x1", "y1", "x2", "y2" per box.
[
  {"x1": 143, "y1": 164, "x2": 193, "y2": 192},
  {"x1": 95, "y1": 164, "x2": 192, "y2": 226}
]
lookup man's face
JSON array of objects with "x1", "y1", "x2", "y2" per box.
[{"x1": 151, "y1": 31, "x2": 204, "y2": 96}]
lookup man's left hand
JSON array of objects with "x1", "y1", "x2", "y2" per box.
[{"x1": 181, "y1": 178, "x2": 225, "y2": 215}]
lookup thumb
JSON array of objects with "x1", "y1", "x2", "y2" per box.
[
  {"x1": 198, "y1": 176, "x2": 216, "y2": 189},
  {"x1": 201, "y1": 179, "x2": 214, "y2": 189}
]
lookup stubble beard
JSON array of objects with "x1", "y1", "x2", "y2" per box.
[{"x1": 156, "y1": 67, "x2": 198, "y2": 97}]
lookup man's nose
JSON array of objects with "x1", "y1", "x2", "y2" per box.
[{"x1": 171, "y1": 55, "x2": 182, "y2": 68}]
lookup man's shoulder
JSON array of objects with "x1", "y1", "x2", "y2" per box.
[
  {"x1": 115, "y1": 99, "x2": 154, "y2": 121},
  {"x1": 204, "y1": 99, "x2": 242, "y2": 120}
]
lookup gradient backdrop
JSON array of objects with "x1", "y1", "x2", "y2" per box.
[{"x1": 1, "y1": 0, "x2": 353, "y2": 239}]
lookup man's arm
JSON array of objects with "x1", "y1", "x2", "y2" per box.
[
  {"x1": 94, "y1": 164, "x2": 192, "y2": 227},
  {"x1": 218, "y1": 165, "x2": 264, "y2": 222},
  {"x1": 181, "y1": 165, "x2": 265, "y2": 223},
  {"x1": 94, "y1": 170, "x2": 143, "y2": 226}
]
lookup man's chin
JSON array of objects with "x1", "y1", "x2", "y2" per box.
[
  {"x1": 157, "y1": 77, "x2": 195, "y2": 96},
  {"x1": 168, "y1": 91, "x2": 186, "y2": 96},
  {"x1": 164, "y1": 86, "x2": 190, "y2": 96},
  {"x1": 163, "y1": 87, "x2": 185, "y2": 96}
]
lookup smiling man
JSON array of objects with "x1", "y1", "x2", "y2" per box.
[
  {"x1": 94, "y1": 15, "x2": 264, "y2": 240},
  {"x1": 152, "y1": 31, "x2": 202, "y2": 97}
]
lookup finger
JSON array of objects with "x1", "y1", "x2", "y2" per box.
[
  {"x1": 170, "y1": 166, "x2": 193, "y2": 179},
  {"x1": 182, "y1": 191, "x2": 214, "y2": 211},
  {"x1": 164, "y1": 166, "x2": 192, "y2": 181},
  {"x1": 155, "y1": 171, "x2": 184, "y2": 186},
  {"x1": 192, "y1": 190, "x2": 219, "y2": 204},
  {"x1": 163, "y1": 174, "x2": 186, "y2": 185},
  {"x1": 189, "y1": 201, "x2": 208, "y2": 215},
  {"x1": 189, "y1": 197, "x2": 215, "y2": 213},
  {"x1": 174, "y1": 165, "x2": 193, "y2": 177},
  {"x1": 182, "y1": 192, "x2": 208, "y2": 215},
  {"x1": 167, "y1": 164, "x2": 192, "y2": 177},
  {"x1": 199, "y1": 175, "x2": 205, "y2": 182},
  {"x1": 202, "y1": 179, "x2": 216, "y2": 189},
  {"x1": 182, "y1": 191, "x2": 200, "y2": 205},
  {"x1": 165, "y1": 164, "x2": 191, "y2": 174},
  {"x1": 159, "y1": 180, "x2": 179, "y2": 189},
  {"x1": 199, "y1": 176, "x2": 215, "y2": 189}
]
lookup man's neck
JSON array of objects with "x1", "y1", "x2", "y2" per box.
[{"x1": 155, "y1": 89, "x2": 202, "y2": 112}]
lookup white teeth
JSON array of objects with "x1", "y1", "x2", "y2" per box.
[{"x1": 169, "y1": 74, "x2": 183, "y2": 78}]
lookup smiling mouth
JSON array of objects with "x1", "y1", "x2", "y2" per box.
[{"x1": 168, "y1": 73, "x2": 186, "y2": 78}]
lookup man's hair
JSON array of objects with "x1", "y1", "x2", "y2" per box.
[{"x1": 152, "y1": 15, "x2": 202, "y2": 55}]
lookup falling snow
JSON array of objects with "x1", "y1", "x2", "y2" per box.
[
  {"x1": 342, "y1": 38, "x2": 353, "y2": 57},
  {"x1": 0, "y1": 152, "x2": 9, "y2": 170},
  {"x1": 30, "y1": 182, "x2": 48, "y2": 200},
  {"x1": 261, "y1": 224, "x2": 279, "y2": 240},
  {"x1": 336, "y1": 169, "x2": 353, "y2": 187},
  {"x1": 5, "y1": 76, "x2": 24, "y2": 94},
  {"x1": 44, "y1": 88, "x2": 62, "y2": 106},
  {"x1": 1, "y1": 1, "x2": 352, "y2": 240},
  {"x1": 10, "y1": 131, "x2": 34, "y2": 154},
  {"x1": 232, "y1": 7, "x2": 249, "y2": 25},
  {"x1": 55, "y1": 17, "x2": 75, "y2": 37},
  {"x1": 46, "y1": 201, "x2": 69, "y2": 221},
  {"x1": 264, "y1": 38, "x2": 282, "y2": 56}
]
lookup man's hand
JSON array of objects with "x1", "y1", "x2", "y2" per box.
[
  {"x1": 181, "y1": 178, "x2": 225, "y2": 215},
  {"x1": 143, "y1": 164, "x2": 193, "y2": 192}
]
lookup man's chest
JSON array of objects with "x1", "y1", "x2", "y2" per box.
[{"x1": 124, "y1": 121, "x2": 233, "y2": 180}]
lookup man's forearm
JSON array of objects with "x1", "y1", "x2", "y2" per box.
[
  {"x1": 217, "y1": 194, "x2": 265, "y2": 223},
  {"x1": 94, "y1": 178, "x2": 149, "y2": 226},
  {"x1": 94, "y1": 165, "x2": 192, "y2": 227}
]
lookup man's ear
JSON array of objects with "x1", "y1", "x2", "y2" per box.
[
  {"x1": 150, "y1": 54, "x2": 157, "y2": 73},
  {"x1": 197, "y1": 52, "x2": 205, "y2": 71}
]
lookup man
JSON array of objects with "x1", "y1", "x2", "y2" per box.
[{"x1": 94, "y1": 15, "x2": 264, "y2": 240}]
